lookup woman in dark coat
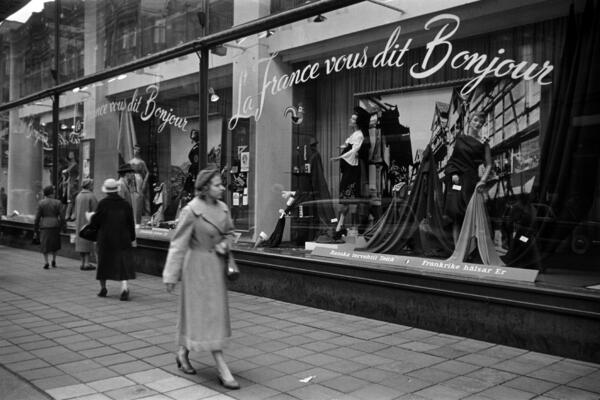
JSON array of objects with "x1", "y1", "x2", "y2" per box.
[
  {"x1": 34, "y1": 185, "x2": 64, "y2": 269},
  {"x1": 89, "y1": 178, "x2": 136, "y2": 300},
  {"x1": 444, "y1": 112, "x2": 492, "y2": 243}
]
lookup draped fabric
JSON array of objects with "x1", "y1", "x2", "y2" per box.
[
  {"x1": 446, "y1": 191, "x2": 505, "y2": 266},
  {"x1": 359, "y1": 146, "x2": 453, "y2": 257},
  {"x1": 505, "y1": 1, "x2": 600, "y2": 268},
  {"x1": 117, "y1": 110, "x2": 138, "y2": 165}
]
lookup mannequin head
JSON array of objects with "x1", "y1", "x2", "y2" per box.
[{"x1": 468, "y1": 112, "x2": 486, "y2": 136}]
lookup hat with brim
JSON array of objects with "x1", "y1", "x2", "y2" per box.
[
  {"x1": 101, "y1": 178, "x2": 120, "y2": 193},
  {"x1": 194, "y1": 168, "x2": 219, "y2": 190},
  {"x1": 309, "y1": 137, "x2": 319, "y2": 146},
  {"x1": 118, "y1": 163, "x2": 134, "y2": 174}
]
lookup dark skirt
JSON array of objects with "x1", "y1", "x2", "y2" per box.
[
  {"x1": 96, "y1": 247, "x2": 136, "y2": 281},
  {"x1": 444, "y1": 169, "x2": 478, "y2": 223},
  {"x1": 40, "y1": 228, "x2": 61, "y2": 253},
  {"x1": 339, "y1": 163, "x2": 361, "y2": 199}
]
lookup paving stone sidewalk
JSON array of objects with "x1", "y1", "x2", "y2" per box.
[{"x1": 1, "y1": 245, "x2": 599, "y2": 400}]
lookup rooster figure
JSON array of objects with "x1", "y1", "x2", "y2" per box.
[{"x1": 284, "y1": 104, "x2": 304, "y2": 125}]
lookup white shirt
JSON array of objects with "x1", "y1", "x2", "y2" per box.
[{"x1": 340, "y1": 130, "x2": 364, "y2": 166}]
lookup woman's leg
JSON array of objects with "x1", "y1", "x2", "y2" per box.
[
  {"x1": 121, "y1": 280, "x2": 128, "y2": 292},
  {"x1": 42, "y1": 252, "x2": 49, "y2": 268},
  {"x1": 175, "y1": 346, "x2": 196, "y2": 374},
  {"x1": 335, "y1": 205, "x2": 348, "y2": 232},
  {"x1": 51, "y1": 252, "x2": 56, "y2": 267},
  {"x1": 212, "y1": 350, "x2": 235, "y2": 381}
]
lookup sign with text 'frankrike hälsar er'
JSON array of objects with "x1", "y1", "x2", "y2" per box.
[{"x1": 311, "y1": 247, "x2": 538, "y2": 283}]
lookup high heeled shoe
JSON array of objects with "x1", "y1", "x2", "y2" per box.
[
  {"x1": 97, "y1": 288, "x2": 107, "y2": 297},
  {"x1": 175, "y1": 355, "x2": 196, "y2": 374},
  {"x1": 43, "y1": 263, "x2": 49, "y2": 270},
  {"x1": 217, "y1": 374, "x2": 240, "y2": 390},
  {"x1": 51, "y1": 261, "x2": 56, "y2": 268}
]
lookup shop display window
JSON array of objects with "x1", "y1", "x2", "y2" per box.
[{"x1": 2, "y1": 0, "x2": 599, "y2": 292}]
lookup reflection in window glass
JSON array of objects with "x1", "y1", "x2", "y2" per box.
[{"x1": 4, "y1": 98, "x2": 54, "y2": 219}]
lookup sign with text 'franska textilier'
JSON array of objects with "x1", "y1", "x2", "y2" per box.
[
  {"x1": 229, "y1": 13, "x2": 554, "y2": 130},
  {"x1": 311, "y1": 246, "x2": 539, "y2": 283}
]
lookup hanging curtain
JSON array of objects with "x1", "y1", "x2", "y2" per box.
[
  {"x1": 117, "y1": 110, "x2": 138, "y2": 165},
  {"x1": 505, "y1": 0, "x2": 600, "y2": 268}
]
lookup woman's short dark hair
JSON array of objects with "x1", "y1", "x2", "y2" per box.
[{"x1": 43, "y1": 185, "x2": 55, "y2": 196}]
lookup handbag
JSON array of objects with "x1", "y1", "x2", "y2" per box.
[
  {"x1": 225, "y1": 253, "x2": 240, "y2": 281},
  {"x1": 79, "y1": 224, "x2": 98, "y2": 241},
  {"x1": 32, "y1": 231, "x2": 40, "y2": 245}
]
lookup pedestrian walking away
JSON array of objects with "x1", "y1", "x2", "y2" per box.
[
  {"x1": 88, "y1": 178, "x2": 136, "y2": 300},
  {"x1": 74, "y1": 178, "x2": 98, "y2": 271},
  {"x1": 163, "y1": 168, "x2": 240, "y2": 390},
  {"x1": 34, "y1": 185, "x2": 64, "y2": 269}
]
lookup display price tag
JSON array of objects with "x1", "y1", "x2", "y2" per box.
[{"x1": 452, "y1": 184, "x2": 462, "y2": 191}]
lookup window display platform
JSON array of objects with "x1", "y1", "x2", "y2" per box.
[{"x1": 1, "y1": 219, "x2": 598, "y2": 362}]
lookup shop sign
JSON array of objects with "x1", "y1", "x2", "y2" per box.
[
  {"x1": 311, "y1": 246, "x2": 538, "y2": 283},
  {"x1": 229, "y1": 14, "x2": 553, "y2": 130},
  {"x1": 94, "y1": 85, "x2": 188, "y2": 133}
]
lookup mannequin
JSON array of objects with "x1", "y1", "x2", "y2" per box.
[
  {"x1": 129, "y1": 145, "x2": 149, "y2": 220},
  {"x1": 330, "y1": 106, "x2": 371, "y2": 239},
  {"x1": 443, "y1": 111, "x2": 492, "y2": 244},
  {"x1": 63, "y1": 151, "x2": 79, "y2": 221},
  {"x1": 184, "y1": 129, "x2": 200, "y2": 196}
]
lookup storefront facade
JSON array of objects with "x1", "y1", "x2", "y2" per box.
[{"x1": 1, "y1": 0, "x2": 599, "y2": 361}]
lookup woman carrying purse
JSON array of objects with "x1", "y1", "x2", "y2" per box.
[{"x1": 163, "y1": 168, "x2": 239, "y2": 390}]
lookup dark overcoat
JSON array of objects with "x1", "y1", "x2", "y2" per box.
[
  {"x1": 89, "y1": 193, "x2": 136, "y2": 281},
  {"x1": 34, "y1": 197, "x2": 63, "y2": 253}
]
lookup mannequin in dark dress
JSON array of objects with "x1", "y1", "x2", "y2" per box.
[
  {"x1": 444, "y1": 112, "x2": 492, "y2": 244},
  {"x1": 184, "y1": 129, "x2": 200, "y2": 196},
  {"x1": 330, "y1": 106, "x2": 371, "y2": 238}
]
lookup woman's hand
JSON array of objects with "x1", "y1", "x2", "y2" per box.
[
  {"x1": 165, "y1": 283, "x2": 176, "y2": 293},
  {"x1": 476, "y1": 181, "x2": 487, "y2": 192},
  {"x1": 330, "y1": 156, "x2": 340, "y2": 162},
  {"x1": 215, "y1": 240, "x2": 229, "y2": 255},
  {"x1": 452, "y1": 175, "x2": 459, "y2": 184}
]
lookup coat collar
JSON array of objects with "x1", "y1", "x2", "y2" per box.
[{"x1": 188, "y1": 197, "x2": 228, "y2": 217}]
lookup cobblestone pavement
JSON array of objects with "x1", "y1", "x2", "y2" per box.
[{"x1": 1, "y1": 245, "x2": 599, "y2": 400}]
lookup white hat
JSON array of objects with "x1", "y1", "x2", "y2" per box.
[{"x1": 101, "y1": 178, "x2": 119, "y2": 193}]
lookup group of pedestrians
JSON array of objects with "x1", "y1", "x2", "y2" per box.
[{"x1": 33, "y1": 165, "x2": 240, "y2": 389}]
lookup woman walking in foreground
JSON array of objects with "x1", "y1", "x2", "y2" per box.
[{"x1": 163, "y1": 168, "x2": 239, "y2": 390}]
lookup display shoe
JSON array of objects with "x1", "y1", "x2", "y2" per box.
[
  {"x1": 217, "y1": 374, "x2": 240, "y2": 390},
  {"x1": 51, "y1": 261, "x2": 56, "y2": 268},
  {"x1": 120, "y1": 290, "x2": 130, "y2": 301},
  {"x1": 97, "y1": 288, "x2": 107, "y2": 297},
  {"x1": 43, "y1": 263, "x2": 49, "y2": 270},
  {"x1": 175, "y1": 355, "x2": 196, "y2": 374}
]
